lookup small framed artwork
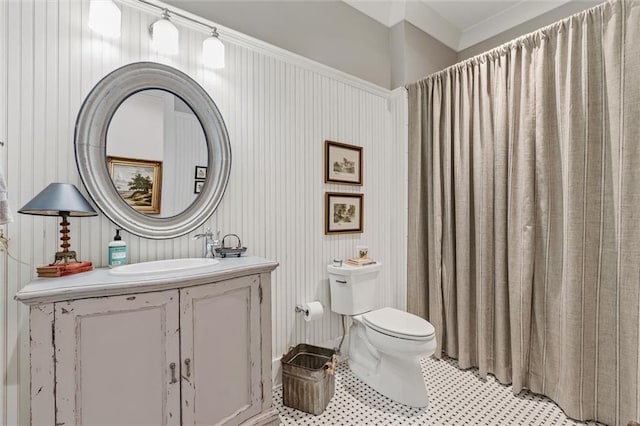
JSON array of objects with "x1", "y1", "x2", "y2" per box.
[
  {"x1": 195, "y1": 166, "x2": 207, "y2": 180},
  {"x1": 325, "y1": 192, "x2": 364, "y2": 235},
  {"x1": 194, "y1": 180, "x2": 205, "y2": 194},
  {"x1": 325, "y1": 140, "x2": 363, "y2": 185},
  {"x1": 107, "y1": 156, "x2": 162, "y2": 214}
]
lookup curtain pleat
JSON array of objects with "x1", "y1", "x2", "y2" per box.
[{"x1": 407, "y1": 1, "x2": 640, "y2": 425}]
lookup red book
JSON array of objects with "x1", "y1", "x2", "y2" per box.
[{"x1": 37, "y1": 261, "x2": 93, "y2": 278}]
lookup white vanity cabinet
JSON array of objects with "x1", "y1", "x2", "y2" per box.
[
  {"x1": 180, "y1": 276, "x2": 263, "y2": 425},
  {"x1": 15, "y1": 257, "x2": 279, "y2": 426},
  {"x1": 55, "y1": 289, "x2": 182, "y2": 425}
]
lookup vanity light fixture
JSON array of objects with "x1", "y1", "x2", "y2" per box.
[
  {"x1": 107, "y1": 0, "x2": 226, "y2": 68},
  {"x1": 150, "y1": 9, "x2": 179, "y2": 55},
  {"x1": 88, "y1": 0, "x2": 121, "y2": 38},
  {"x1": 203, "y1": 27, "x2": 225, "y2": 69}
]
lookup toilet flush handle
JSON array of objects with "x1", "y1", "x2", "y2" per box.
[{"x1": 336, "y1": 280, "x2": 347, "y2": 284}]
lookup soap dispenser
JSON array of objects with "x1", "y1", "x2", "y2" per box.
[{"x1": 108, "y1": 229, "x2": 127, "y2": 267}]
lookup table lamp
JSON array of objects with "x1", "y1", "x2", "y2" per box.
[{"x1": 18, "y1": 183, "x2": 98, "y2": 265}]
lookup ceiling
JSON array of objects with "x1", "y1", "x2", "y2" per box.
[{"x1": 343, "y1": 0, "x2": 597, "y2": 51}]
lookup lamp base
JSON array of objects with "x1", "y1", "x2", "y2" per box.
[{"x1": 54, "y1": 250, "x2": 78, "y2": 264}]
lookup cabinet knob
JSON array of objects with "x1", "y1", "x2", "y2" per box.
[
  {"x1": 185, "y1": 358, "x2": 191, "y2": 378},
  {"x1": 169, "y1": 362, "x2": 178, "y2": 384}
]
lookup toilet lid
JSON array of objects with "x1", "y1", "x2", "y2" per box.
[{"x1": 362, "y1": 307, "x2": 435, "y2": 340}]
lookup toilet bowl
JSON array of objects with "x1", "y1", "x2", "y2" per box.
[
  {"x1": 327, "y1": 263, "x2": 437, "y2": 408},
  {"x1": 349, "y1": 308, "x2": 436, "y2": 407}
]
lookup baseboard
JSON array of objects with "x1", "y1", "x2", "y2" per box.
[{"x1": 272, "y1": 335, "x2": 350, "y2": 387}]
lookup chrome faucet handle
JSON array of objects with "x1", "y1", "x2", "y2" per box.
[
  {"x1": 194, "y1": 228, "x2": 217, "y2": 258},
  {"x1": 193, "y1": 228, "x2": 214, "y2": 240},
  {"x1": 204, "y1": 240, "x2": 216, "y2": 258},
  {"x1": 208, "y1": 230, "x2": 222, "y2": 258}
]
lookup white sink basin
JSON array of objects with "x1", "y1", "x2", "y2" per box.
[{"x1": 109, "y1": 258, "x2": 219, "y2": 276}]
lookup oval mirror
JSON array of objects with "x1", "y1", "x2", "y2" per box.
[{"x1": 75, "y1": 62, "x2": 231, "y2": 239}]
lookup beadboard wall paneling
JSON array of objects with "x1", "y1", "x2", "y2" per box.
[
  {"x1": 0, "y1": 0, "x2": 8, "y2": 422},
  {"x1": 0, "y1": 1, "x2": 408, "y2": 424}
]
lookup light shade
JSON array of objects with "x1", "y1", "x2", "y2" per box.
[
  {"x1": 150, "y1": 10, "x2": 179, "y2": 55},
  {"x1": 88, "y1": 0, "x2": 121, "y2": 38},
  {"x1": 203, "y1": 29, "x2": 225, "y2": 69},
  {"x1": 19, "y1": 183, "x2": 97, "y2": 217}
]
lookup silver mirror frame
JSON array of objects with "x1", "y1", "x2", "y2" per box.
[{"x1": 75, "y1": 62, "x2": 231, "y2": 239}]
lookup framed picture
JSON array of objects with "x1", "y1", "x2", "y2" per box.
[
  {"x1": 325, "y1": 140, "x2": 363, "y2": 185},
  {"x1": 325, "y1": 192, "x2": 364, "y2": 235},
  {"x1": 107, "y1": 156, "x2": 162, "y2": 214},
  {"x1": 194, "y1": 180, "x2": 205, "y2": 194},
  {"x1": 195, "y1": 166, "x2": 207, "y2": 180}
]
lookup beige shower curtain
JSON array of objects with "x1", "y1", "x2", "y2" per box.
[{"x1": 407, "y1": 1, "x2": 640, "y2": 425}]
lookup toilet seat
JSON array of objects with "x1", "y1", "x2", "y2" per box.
[{"x1": 362, "y1": 307, "x2": 435, "y2": 341}]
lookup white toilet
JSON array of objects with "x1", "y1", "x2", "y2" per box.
[{"x1": 328, "y1": 262, "x2": 436, "y2": 408}]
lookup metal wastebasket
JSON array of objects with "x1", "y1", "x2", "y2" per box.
[{"x1": 281, "y1": 344, "x2": 337, "y2": 415}]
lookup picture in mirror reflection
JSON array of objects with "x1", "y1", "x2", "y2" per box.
[{"x1": 108, "y1": 156, "x2": 162, "y2": 214}]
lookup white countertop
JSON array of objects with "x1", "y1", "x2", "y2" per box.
[{"x1": 15, "y1": 256, "x2": 278, "y2": 306}]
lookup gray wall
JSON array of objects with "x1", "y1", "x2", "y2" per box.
[
  {"x1": 168, "y1": 1, "x2": 392, "y2": 89},
  {"x1": 458, "y1": 1, "x2": 602, "y2": 61},
  {"x1": 167, "y1": 1, "x2": 459, "y2": 89},
  {"x1": 392, "y1": 21, "x2": 457, "y2": 87},
  {"x1": 389, "y1": 23, "x2": 407, "y2": 89},
  {"x1": 170, "y1": 1, "x2": 598, "y2": 88}
]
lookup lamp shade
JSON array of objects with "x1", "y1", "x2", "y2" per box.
[
  {"x1": 88, "y1": 0, "x2": 121, "y2": 38},
  {"x1": 203, "y1": 30, "x2": 225, "y2": 69},
  {"x1": 18, "y1": 183, "x2": 98, "y2": 217},
  {"x1": 150, "y1": 11, "x2": 179, "y2": 55}
]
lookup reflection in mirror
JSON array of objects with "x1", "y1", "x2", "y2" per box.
[{"x1": 106, "y1": 90, "x2": 208, "y2": 218}]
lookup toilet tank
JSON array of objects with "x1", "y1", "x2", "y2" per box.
[{"x1": 327, "y1": 262, "x2": 381, "y2": 315}]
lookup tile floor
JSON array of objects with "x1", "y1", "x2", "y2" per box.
[{"x1": 274, "y1": 356, "x2": 605, "y2": 425}]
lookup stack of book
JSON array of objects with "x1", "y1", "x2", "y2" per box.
[
  {"x1": 346, "y1": 257, "x2": 377, "y2": 266},
  {"x1": 37, "y1": 261, "x2": 93, "y2": 278}
]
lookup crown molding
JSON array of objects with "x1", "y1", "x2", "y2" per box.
[
  {"x1": 457, "y1": 0, "x2": 573, "y2": 50},
  {"x1": 344, "y1": 0, "x2": 584, "y2": 52},
  {"x1": 404, "y1": 1, "x2": 461, "y2": 50}
]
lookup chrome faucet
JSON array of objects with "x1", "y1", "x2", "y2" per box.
[{"x1": 193, "y1": 228, "x2": 220, "y2": 258}]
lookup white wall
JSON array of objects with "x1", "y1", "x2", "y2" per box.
[
  {"x1": 0, "y1": 0, "x2": 407, "y2": 424},
  {"x1": 107, "y1": 90, "x2": 165, "y2": 161}
]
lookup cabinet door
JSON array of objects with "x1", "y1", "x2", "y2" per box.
[
  {"x1": 55, "y1": 290, "x2": 181, "y2": 426},
  {"x1": 181, "y1": 275, "x2": 262, "y2": 425}
]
